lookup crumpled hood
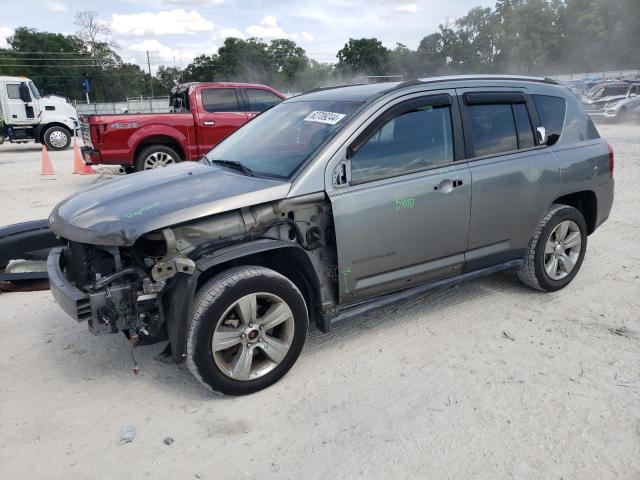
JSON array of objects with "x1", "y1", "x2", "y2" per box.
[{"x1": 49, "y1": 162, "x2": 290, "y2": 246}]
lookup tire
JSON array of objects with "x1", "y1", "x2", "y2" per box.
[
  {"x1": 134, "y1": 145, "x2": 181, "y2": 172},
  {"x1": 43, "y1": 126, "x2": 71, "y2": 150},
  {"x1": 518, "y1": 204, "x2": 587, "y2": 292},
  {"x1": 187, "y1": 266, "x2": 309, "y2": 395}
]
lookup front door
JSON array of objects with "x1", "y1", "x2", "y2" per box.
[
  {"x1": 328, "y1": 92, "x2": 471, "y2": 303},
  {"x1": 196, "y1": 87, "x2": 248, "y2": 156},
  {"x1": 4, "y1": 83, "x2": 31, "y2": 125}
]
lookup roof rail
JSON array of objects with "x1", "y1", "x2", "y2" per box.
[
  {"x1": 405, "y1": 75, "x2": 560, "y2": 86},
  {"x1": 301, "y1": 83, "x2": 368, "y2": 95}
]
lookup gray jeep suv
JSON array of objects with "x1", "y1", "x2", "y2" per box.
[{"x1": 47, "y1": 75, "x2": 614, "y2": 395}]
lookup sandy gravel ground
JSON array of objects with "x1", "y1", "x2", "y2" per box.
[{"x1": 0, "y1": 124, "x2": 639, "y2": 480}]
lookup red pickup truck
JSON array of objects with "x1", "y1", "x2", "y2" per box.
[{"x1": 80, "y1": 82, "x2": 286, "y2": 172}]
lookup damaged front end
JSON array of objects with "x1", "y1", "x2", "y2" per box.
[{"x1": 48, "y1": 228, "x2": 194, "y2": 342}]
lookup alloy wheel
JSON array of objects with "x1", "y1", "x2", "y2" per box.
[
  {"x1": 544, "y1": 220, "x2": 582, "y2": 280},
  {"x1": 144, "y1": 151, "x2": 176, "y2": 169},
  {"x1": 211, "y1": 292, "x2": 295, "y2": 381}
]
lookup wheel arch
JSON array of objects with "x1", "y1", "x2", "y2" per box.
[
  {"x1": 37, "y1": 122, "x2": 73, "y2": 144},
  {"x1": 552, "y1": 190, "x2": 597, "y2": 234},
  {"x1": 164, "y1": 240, "x2": 322, "y2": 363},
  {"x1": 133, "y1": 135, "x2": 186, "y2": 162}
]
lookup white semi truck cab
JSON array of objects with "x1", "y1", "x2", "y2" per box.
[{"x1": 0, "y1": 76, "x2": 79, "y2": 150}]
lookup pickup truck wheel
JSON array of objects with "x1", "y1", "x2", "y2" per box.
[
  {"x1": 518, "y1": 204, "x2": 587, "y2": 292},
  {"x1": 43, "y1": 126, "x2": 71, "y2": 150},
  {"x1": 135, "y1": 145, "x2": 180, "y2": 172},
  {"x1": 187, "y1": 266, "x2": 308, "y2": 395}
]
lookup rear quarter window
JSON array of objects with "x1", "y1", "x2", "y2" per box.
[
  {"x1": 533, "y1": 95, "x2": 566, "y2": 144},
  {"x1": 535, "y1": 94, "x2": 599, "y2": 144}
]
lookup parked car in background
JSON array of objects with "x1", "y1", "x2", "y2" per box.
[
  {"x1": 80, "y1": 82, "x2": 286, "y2": 172},
  {"x1": 48, "y1": 75, "x2": 614, "y2": 395},
  {"x1": 582, "y1": 82, "x2": 640, "y2": 121}
]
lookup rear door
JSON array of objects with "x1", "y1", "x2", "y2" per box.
[
  {"x1": 457, "y1": 88, "x2": 561, "y2": 270},
  {"x1": 241, "y1": 87, "x2": 284, "y2": 120},
  {"x1": 195, "y1": 87, "x2": 248, "y2": 156},
  {"x1": 327, "y1": 91, "x2": 471, "y2": 303}
]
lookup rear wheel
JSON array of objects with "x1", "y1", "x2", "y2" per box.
[
  {"x1": 518, "y1": 204, "x2": 587, "y2": 292},
  {"x1": 187, "y1": 266, "x2": 308, "y2": 395},
  {"x1": 43, "y1": 126, "x2": 71, "y2": 150},
  {"x1": 134, "y1": 145, "x2": 181, "y2": 172}
]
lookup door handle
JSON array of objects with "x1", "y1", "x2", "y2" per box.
[
  {"x1": 433, "y1": 179, "x2": 463, "y2": 193},
  {"x1": 202, "y1": 121, "x2": 215, "y2": 126}
]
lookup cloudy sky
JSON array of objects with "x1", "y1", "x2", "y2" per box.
[{"x1": 0, "y1": 0, "x2": 494, "y2": 71}]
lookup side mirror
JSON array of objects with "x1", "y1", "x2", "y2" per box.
[
  {"x1": 19, "y1": 83, "x2": 32, "y2": 103},
  {"x1": 536, "y1": 126, "x2": 548, "y2": 145}
]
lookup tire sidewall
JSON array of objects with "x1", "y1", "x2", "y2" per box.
[
  {"x1": 44, "y1": 126, "x2": 71, "y2": 150},
  {"x1": 190, "y1": 270, "x2": 308, "y2": 395},
  {"x1": 135, "y1": 145, "x2": 181, "y2": 172},
  {"x1": 533, "y1": 207, "x2": 587, "y2": 291}
]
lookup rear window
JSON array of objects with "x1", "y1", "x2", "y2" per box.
[
  {"x1": 201, "y1": 88, "x2": 241, "y2": 112},
  {"x1": 468, "y1": 104, "x2": 518, "y2": 156},
  {"x1": 245, "y1": 88, "x2": 282, "y2": 112},
  {"x1": 533, "y1": 95, "x2": 566, "y2": 144}
]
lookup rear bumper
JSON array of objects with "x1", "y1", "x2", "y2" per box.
[
  {"x1": 80, "y1": 146, "x2": 102, "y2": 165},
  {"x1": 47, "y1": 247, "x2": 91, "y2": 322}
]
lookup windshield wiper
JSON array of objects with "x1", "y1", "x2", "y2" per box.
[{"x1": 209, "y1": 159, "x2": 254, "y2": 176}]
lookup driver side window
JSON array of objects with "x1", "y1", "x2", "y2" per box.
[{"x1": 350, "y1": 104, "x2": 454, "y2": 183}]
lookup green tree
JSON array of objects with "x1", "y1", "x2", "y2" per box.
[
  {"x1": 267, "y1": 39, "x2": 308, "y2": 83},
  {"x1": 336, "y1": 38, "x2": 390, "y2": 75}
]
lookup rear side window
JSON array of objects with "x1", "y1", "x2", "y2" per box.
[
  {"x1": 201, "y1": 88, "x2": 240, "y2": 113},
  {"x1": 533, "y1": 95, "x2": 566, "y2": 144},
  {"x1": 6, "y1": 84, "x2": 20, "y2": 99},
  {"x1": 244, "y1": 88, "x2": 282, "y2": 112},
  {"x1": 351, "y1": 104, "x2": 453, "y2": 182},
  {"x1": 467, "y1": 104, "x2": 518, "y2": 156}
]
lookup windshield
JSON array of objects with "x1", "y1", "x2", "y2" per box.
[
  {"x1": 28, "y1": 81, "x2": 41, "y2": 99},
  {"x1": 204, "y1": 100, "x2": 363, "y2": 179}
]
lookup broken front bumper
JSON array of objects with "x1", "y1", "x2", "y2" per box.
[{"x1": 47, "y1": 247, "x2": 91, "y2": 322}]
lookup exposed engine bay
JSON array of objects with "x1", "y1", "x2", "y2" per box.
[{"x1": 53, "y1": 193, "x2": 339, "y2": 350}]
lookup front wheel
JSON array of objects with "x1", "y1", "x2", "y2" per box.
[
  {"x1": 43, "y1": 126, "x2": 71, "y2": 150},
  {"x1": 187, "y1": 266, "x2": 308, "y2": 395},
  {"x1": 518, "y1": 204, "x2": 587, "y2": 292}
]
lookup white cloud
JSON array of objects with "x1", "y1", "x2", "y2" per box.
[
  {"x1": 45, "y1": 0, "x2": 67, "y2": 11},
  {"x1": 246, "y1": 16, "x2": 288, "y2": 39},
  {"x1": 291, "y1": 31, "x2": 315, "y2": 42},
  {"x1": 162, "y1": 0, "x2": 223, "y2": 4},
  {"x1": 394, "y1": 3, "x2": 418, "y2": 13},
  {"x1": 111, "y1": 9, "x2": 215, "y2": 36},
  {"x1": 0, "y1": 26, "x2": 12, "y2": 48},
  {"x1": 212, "y1": 27, "x2": 246, "y2": 41}
]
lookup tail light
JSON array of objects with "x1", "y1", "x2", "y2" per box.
[{"x1": 606, "y1": 141, "x2": 614, "y2": 178}]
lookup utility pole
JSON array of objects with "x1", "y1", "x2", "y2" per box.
[{"x1": 146, "y1": 50, "x2": 154, "y2": 112}]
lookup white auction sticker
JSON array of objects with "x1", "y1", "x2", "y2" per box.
[{"x1": 304, "y1": 110, "x2": 346, "y2": 125}]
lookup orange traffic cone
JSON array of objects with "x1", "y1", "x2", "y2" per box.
[
  {"x1": 72, "y1": 138, "x2": 83, "y2": 174},
  {"x1": 73, "y1": 138, "x2": 94, "y2": 175},
  {"x1": 41, "y1": 145, "x2": 55, "y2": 176}
]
